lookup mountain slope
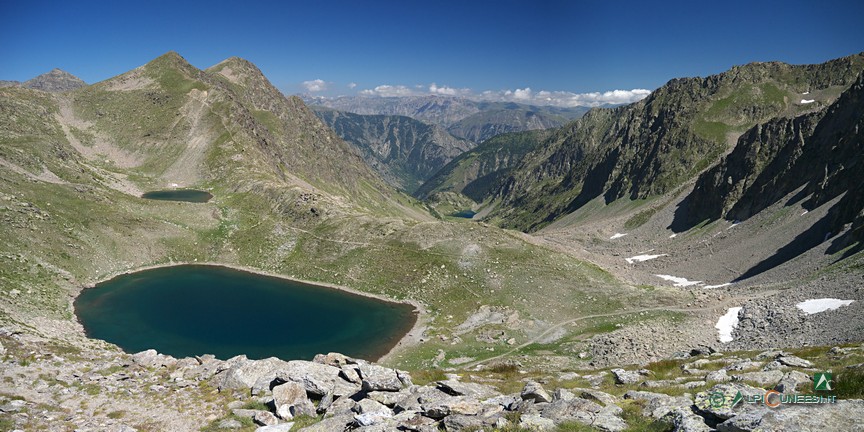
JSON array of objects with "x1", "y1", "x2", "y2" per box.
[
  {"x1": 489, "y1": 53, "x2": 864, "y2": 231},
  {"x1": 415, "y1": 129, "x2": 549, "y2": 202},
  {"x1": 311, "y1": 107, "x2": 474, "y2": 192}
]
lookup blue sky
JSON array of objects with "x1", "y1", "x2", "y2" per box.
[{"x1": 1, "y1": 0, "x2": 862, "y2": 106}]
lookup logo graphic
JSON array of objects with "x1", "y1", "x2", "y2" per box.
[
  {"x1": 708, "y1": 390, "x2": 743, "y2": 409},
  {"x1": 814, "y1": 372, "x2": 833, "y2": 391}
]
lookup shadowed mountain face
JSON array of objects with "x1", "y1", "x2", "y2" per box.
[
  {"x1": 676, "y1": 72, "x2": 864, "y2": 279},
  {"x1": 486, "y1": 54, "x2": 864, "y2": 232},
  {"x1": 311, "y1": 108, "x2": 474, "y2": 193},
  {"x1": 414, "y1": 129, "x2": 550, "y2": 202},
  {"x1": 0, "y1": 68, "x2": 87, "y2": 92}
]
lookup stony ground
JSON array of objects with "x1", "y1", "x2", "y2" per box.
[{"x1": 2, "y1": 324, "x2": 863, "y2": 431}]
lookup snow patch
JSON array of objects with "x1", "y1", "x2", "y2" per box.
[
  {"x1": 610, "y1": 233, "x2": 627, "y2": 239},
  {"x1": 802, "y1": 91, "x2": 810, "y2": 95},
  {"x1": 801, "y1": 210, "x2": 808, "y2": 216},
  {"x1": 626, "y1": 254, "x2": 667, "y2": 264},
  {"x1": 801, "y1": 99, "x2": 815, "y2": 104},
  {"x1": 796, "y1": 298, "x2": 855, "y2": 315},
  {"x1": 716, "y1": 307, "x2": 742, "y2": 343},
  {"x1": 704, "y1": 283, "x2": 732, "y2": 289},
  {"x1": 669, "y1": 233, "x2": 677, "y2": 238},
  {"x1": 655, "y1": 274, "x2": 702, "y2": 287}
]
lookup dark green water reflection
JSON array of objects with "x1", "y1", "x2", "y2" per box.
[{"x1": 141, "y1": 189, "x2": 213, "y2": 203}]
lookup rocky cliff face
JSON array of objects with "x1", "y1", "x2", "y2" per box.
[
  {"x1": 684, "y1": 72, "x2": 864, "y2": 247},
  {"x1": 489, "y1": 54, "x2": 864, "y2": 231},
  {"x1": 445, "y1": 103, "x2": 587, "y2": 143},
  {"x1": 312, "y1": 108, "x2": 475, "y2": 192}
]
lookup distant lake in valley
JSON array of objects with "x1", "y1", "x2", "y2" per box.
[
  {"x1": 75, "y1": 265, "x2": 416, "y2": 361},
  {"x1": 141, "y1": 189, "x2": 213, "y2": 203}
]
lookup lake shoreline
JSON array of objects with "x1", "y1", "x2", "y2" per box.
[{"x1": 80, "y1": 261, "x2": 426, "y2": 363}]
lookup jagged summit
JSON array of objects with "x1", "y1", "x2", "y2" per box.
[{"x1": 0, "y1": 68, "x2": 88, "y2": 92}]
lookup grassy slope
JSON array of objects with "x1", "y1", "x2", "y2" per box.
[{"x1": 0, "y1": 53, "x2": 688, "y2": 375}]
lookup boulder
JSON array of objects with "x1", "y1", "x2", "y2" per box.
[
  {"x1": 706, "y1": 369, "x2": 732, "y2": 383},
  {"x1": 519, "y1": 414, "x2": 555, "y2": 431},
  {"x1": 731, "y1": 370, "x2": 783, "y2": 386},
  {"x1": 218, "y1": 357, "x2": 290, "y2": 392},
  {"x1": 776, "y1": 354, "x2": 812, "y2": 368},
  {"x1": 272, "y1": 361, "x2": 343, "y2": 397},
  {"x1": 521, "y1": 381, "x2": 552, "y2": 403},
  {"x1": 436, "y1": 379, "x2": 500, "y2": 399},
  {"x1": 355, "y1": 398, "x2": 392, "y2": 416},
  {"x1": 339, "y1": 365, "x2": 361, "y2": 384},
  {"x1": 773, "y1": 370, "x2": 811, "y2": 393},
  {"x1": 611, "y1": 368, "x2": 642, "y2": 385},
  {"x1": 273, "y1": 381, "x2": 314, "y2": 419},
  {"x1": 253, "y1": 410, "x2": 279, "y2": 426},
  {"x1": 642, "y1": 394, "x2": 692, "y2": 419},
  {"x1": 540, "y1": 397, "x2": 602, "y2": 424},
  {"x1": 442, "y1": 414, "x2": 486, "y2": 431},
  {"x1": 660, "y1": 408, "x2": 711, "y2": 432},
  {"x1": 571, "y1": 388, "x2": 618, "y2": 407},
  {"x1": 354, "y1": 411, "x2": 393, "y2": 427},
  {"x1": 313, "y1": 352, "x2": 355, "y2": 367},
  {"x1": 358, "y1": 363, "x2": 402, "y2": 392},
  {"x1": 296, "y1": 413, "x2": 353, "y2": 431},
  {"x1": 716, "y1": 400, "x2": 864, "y2": 432}
]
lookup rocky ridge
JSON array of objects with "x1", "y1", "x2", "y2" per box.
[{"x1": 0, "y1": 68, "x2": 87, "y2": 92}]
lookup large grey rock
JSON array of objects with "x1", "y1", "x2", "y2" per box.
[
  {"x1": 131, "y1": 349, "x2": 176, "y2": 368},
  {"x1": 313, "y1": 352, "x2": 356, "y2": 367},
  {"x1": 273, "y1": 381, "x2": 314, "y2": 419},
  {"x1": 354, "y1": 410, "x2": 393, "y2": 427},
  {"x1": 776, "y1": 354, "x2": 812, "y2": 368},
  {"x1": 774, "y1": 370, "x2": 811, "y2": 393},
  {"x1": 355, "y1": 398, "x2": 392, "y2": 416},
  {"x1": 436, "y1": 379, "x2": 500, "y2": 399},
  {"x1": 367, "y1": 390, "x2": 406, "y2": 407},
  {"x1": 642, "y1": 394, "x2": 693, "y2": 419},
  {"x1": 358, "y1": 363, "x2": 403, "y2": 392},
  {"x1": 716, "y1": 400, "x2": 864, "y2": 432},
  {"x1": 421, "y1": 395, "x2": 481, "y2": 419},
  {"x1": 218, "y1": 357, "x2": 290, "y2": 391},
  {"x1": 593, "y1": 406, "x2": 628, "y2": 432},
  {"x1": 660, "y1": 408, "x2": 711, "y2": 432},
  {"x1": 272, "y1": 361, "x2": 343, "y2": 397},
  {"x1": 253, "y1": 410, "x2": 279, "y2": 426},
  {"x1": 296, "y1": 413, "x2": 353, "y2": 431},
  {"x1": 706, "y1": 369, "x2": 732, "y2": 383},
  {"x1": 571, "y1": 388, "x2": 618, "y2": 407},
  {"x1": 731, "y1": 370, "x2": 783, "y2": 386},
  {"x1": 727, "y1": 360, "x2": 762, "y2": 371},
  {"x1": 541, "y1": 397, "x2": 602, "y2": 424},
  {"x1": 519, "y1": 414, "x2": 555, "y2": 431},
  {"x1": 521, "y1": 381, "x2": 552, "y2": 403},
  {"x1": 623, "y1": 390, "x2": 669, "y2": 402},
  {"x1": 611, "y1": 368, "x2": 642, "y2": 385},
  {"x1": 443, "y1": 414, "x2": 486, "y2": 431}
]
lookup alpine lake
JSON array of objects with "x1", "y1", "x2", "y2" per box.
[
  {"x1": 75, "y1": 265, "x2": 417, "y2": 361},
  {"x1": 141, "y1": 189, "x2": 213, "y2": 203}
]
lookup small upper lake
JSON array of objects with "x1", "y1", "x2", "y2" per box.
[
  {"x1": 75, "y1": 265, "x2": 416, "y2": 361},
  {"x1": 141, "y1": 189, "x2": 213, "y2": 203},
  {"x1": 450, "y1": 209, "x2": 476, "y2": 219}
]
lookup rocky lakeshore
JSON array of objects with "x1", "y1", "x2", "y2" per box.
[{"x1": 2, "y1": 327, "x2": 863, "y2": 432}]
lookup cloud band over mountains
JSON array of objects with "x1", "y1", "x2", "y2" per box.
[{"x1": 309, "y1": 82, "x2": 652, "y2": 107}]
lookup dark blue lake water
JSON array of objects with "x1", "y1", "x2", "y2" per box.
[{"x1": 75, "y1": 265, "x2": 416, "y2": 361}]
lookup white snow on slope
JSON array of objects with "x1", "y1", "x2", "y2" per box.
[
  {"x1": 655, "y1": 274, "x2": 702, "y2": 287},
  {"x1": 704, "y1": 283, "x2": 732, "y2": 289},
  {"x1": 801, "y1": 99, "x2": 815, "y2": 104},
  {"x1": 669, "y1": 233, "x2": 677, "y2": 238},
  {"x1": 610, "y1": 233, "x2": 627, "y2": 239},
  {"x1": 716, "y1": 307, "x2": 743, "y2": 343},
  {"x1": 796, "y1": 298, "x2": 855, "y2": 315},
  {"x1": 626, "y1": 254, "x2": 667, "y2": 264}
]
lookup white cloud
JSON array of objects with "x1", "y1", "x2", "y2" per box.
[
  {"x1": 302, "y1": 79, "x2": 327, "y2": 92},
  {"x1": 429, "y1": 83, "x2": 471, "y2": 96},
  {"x1": 359, "y1": 84, "x2": 422, "y2": 97},
  {"x1": 347, "y1": 82, "x2": 357, "y2": 89},
  {"x1": 351, "y1": 82, "x2": 652, "y2": 107}
]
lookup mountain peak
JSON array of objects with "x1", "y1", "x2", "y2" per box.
[
  {"x1": 22, "y1": 68, "x2": 86, "y2": 92},
  {"x1": 206, "y1": 56, "x2": 266, "y2": 86}
]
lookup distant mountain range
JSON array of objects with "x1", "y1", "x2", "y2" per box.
[
  {"x1": 0, "y1": 68, "x2": 87, "y2": 92},
  {"x1": 302, "y1": 95, "x2": 588, "y2": 143}
]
